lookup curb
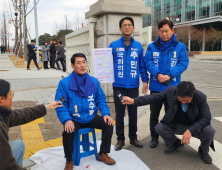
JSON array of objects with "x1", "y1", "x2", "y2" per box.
[{"x1": 190, "y1": 59, "x2": 222, "y2": 64}]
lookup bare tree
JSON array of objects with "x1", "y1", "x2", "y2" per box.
[
  {"x1": 174, "y1": 25, "x2": 197, "y2": 50},
  {"x1": 73, "y1": 12, "x2": 81, "y2": 31},
  {"x1": 205, "y1": 27, "x2": 222, "y2": 51},
  {"x1": 191, "y1": 28, "x2": 204, "y2": 51},
  {"x1": 60, "y1": 15, "x2": 73, "y2": 30}
]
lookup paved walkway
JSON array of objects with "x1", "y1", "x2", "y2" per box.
[{"x1": 2, "y1": 54, "x2": 222, "y2": 170}]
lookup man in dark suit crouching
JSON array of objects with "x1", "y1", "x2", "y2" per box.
[{"x1": 122, "y1": 81, "x2": 215, "y2": 164}]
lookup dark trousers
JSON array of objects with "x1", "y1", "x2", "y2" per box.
[
  {"x1": 155, "y1": 123, "x2": 215, "y2": 154},
  {"x1": 62, "y1": 115, "x2": 113, "y2": 162},
  {"x1": 27, "y1": 56, "x2": 39, "y2": 69},
  {"x1": 50, "y1": 54, "x2": 56, "y2": 68},
  {"x1": 150, "y1": 91, "x2": 169, "y2": 139},
  {"x1": 113, "y1": 87, "x2": 138, "y2": 141},
  {"x1": 43, "y1": 61, "x2": 49, "y2": 69},
  {"x1": 55, "y1": 58, "x2": 65, "y2": 71}
]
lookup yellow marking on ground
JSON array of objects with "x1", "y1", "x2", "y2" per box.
[
  {"x1": 25, "y1": 117, "x2": 45, "y2": 124},
  {"x1": 20, "y1": 124, "x2": 40, "y2": 131},
  {"x1": 24, "y1": 137, "x2": 63, "y2": 159},
  {"x1": 20, "y1": 117, "x2": 45, "y2": 154}
]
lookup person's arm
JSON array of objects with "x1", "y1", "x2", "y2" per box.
[
  {"x1": 95, "y1": 81, "x2": 114, "y2": 126},
  {"x1": 41, "y1": 46, "x2": 46, "y2": 52},
  {"x1": 55, "y1": 80, "x2": 73, "y2": 125},
  {"x1": 144, "y1": 45, "x2": 161, "y2": 78},
  {"x1": 27, "y1": 44, "x2": 34, "y2": 53},
  {"x1": 57, "y1": 46, "x2": 61, "y2": 55},
  {"x1": 188, "y1": 96, "x2": 211, "y2": 134},
  {"x1": 95, "y1": 82, "x2": 110, "y2": 117},
  {"x1": 8, "y1": 102, "x2": 61, "y2": 128},
  {"x1": 8, "y1": 105, "x2": 46, "y2": 127},
  {"x1": 133, "y1": 89, "x2": 168, "y2": 107},
  {"x1": 167, "y1": 44, "x2": 189, "y2": 79},
  {"x1": 139, "y1": 47, "x2": 149, "y2": 84},
  {"x1": 0, "y1": 127, "x2": 26, "y2": 170},
  {"x1": 49, "y1": 44, "x2": 52, "y2": 53}
]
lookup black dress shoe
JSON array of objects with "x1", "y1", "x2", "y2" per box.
[
  {"x1": 164, "y1": 139, "x2": 184, "y2": 154},
  {"x1": 130, "y1": 139, "x2": 143, "y2": 148},
  {"x1": 198, "y1": 146, "x2": 212, "y2": 164},
  {"x1": 115, "y1": 140, "x2": 125, "y2": 151},
  {"x1": 149, "y1": 138, "x2": 159, "y2": 148},
  {"x1": 56, "y1": 68, "x2": 61, "y2": 70}
]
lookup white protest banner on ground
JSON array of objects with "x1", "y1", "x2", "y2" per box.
[{"x1": 92, "y1": 48, "x2": 114, "y2": 83}]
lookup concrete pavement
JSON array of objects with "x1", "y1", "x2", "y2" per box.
[{"x1": 1, "y1": 53, "x2": 222, "y2": 170}]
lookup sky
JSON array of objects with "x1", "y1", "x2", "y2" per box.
[{"x1": 0, "y1": 0, "x2": 98, "y2": 46}]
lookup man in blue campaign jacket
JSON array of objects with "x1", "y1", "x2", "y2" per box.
[
  {"x1": 109, "y1": 17, "x2": 149, "y2": 151},
  {"x1": 144, "y1": 19, "x2": 189, "y2": 149},
  {"x1": 55, "y1": 53, "x2": 115, "y2": 170}
]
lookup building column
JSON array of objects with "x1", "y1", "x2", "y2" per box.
[
  {"x1": 181, "y1": 0, "x2": 186, "y2": 22},
  {"x1": 170, "y1": 0, "x2": 174, "y2": 17},
  {"x1": 210, "y1": 0, "x2": 214, "y2": 17},
  {"x1": 202, "y1": 28, "x2": 205, "y2": 51},
  {"x1": 161, "y1": 0, "x2": 164, "y2": 20},
  {"x1": 188, "y1": 28, "x2": 191, "y2": 51},
  {"x1": 195, "y1": 0, "x2": 200, "y2": 20},
  {"x1": 151, "y1": 0, "x2": 155, "y2": 27},
  {"x1": 221, "y1": 38, "x2": 222, "y2": 51}
]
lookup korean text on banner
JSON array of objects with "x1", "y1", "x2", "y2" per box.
[{"x1": 92, "y1": 48, "x2": 114, "y2": 83}]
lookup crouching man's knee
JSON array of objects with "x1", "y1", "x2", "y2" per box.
[
  {"x1": 202, "y1": 125, "x2": 216, "y2": 139},
  {"x1": 155, "y1": 123, "x2": 164, "y2": 135}
]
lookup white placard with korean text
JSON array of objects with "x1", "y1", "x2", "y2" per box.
[{"x1": 92, "y1": 48, "x2": 114, "y2": 83}]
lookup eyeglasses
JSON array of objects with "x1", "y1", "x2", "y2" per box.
[
  {"x1": 121, "y1": 24, "x2": 133, "y2": 28},
  {"x1": 9, "y1": 92, "x2": 14, "y2": 97}
]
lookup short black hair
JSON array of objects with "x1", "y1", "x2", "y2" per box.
[
  {"x1": 71, "y1": 53, "x2": 87, "y2": 64},
  {"x1": 158, "y1": 19, "x2": 174, "y2": 30},
  {"x1": 52, "y1": 39, "x2": 56, "y2": 42},
  {"x1": 31, "y1": 40, "x2": 35, "y2": 42},
  {"x1": 58, "y1": 41, "x2": 62, "y2": 44},
  {"x1": 0, "y1": 79, "x2": 10, "y2": 98},
  {"x1": 119, "y1": 17, "x2": 134, "y2": 28},
  {"x1": 176, "y1": 81, "x2": 195, "y2": 98}
]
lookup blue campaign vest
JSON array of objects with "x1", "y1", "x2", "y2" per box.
[
  {"x1": 109, "y1": 36, "x2": 148, "y2": 89},
  {"x1": 144, "y1": 35, "x2": 189, "y2": 92}
]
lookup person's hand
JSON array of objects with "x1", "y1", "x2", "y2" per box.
[
  {"x1": 143, "y1": 82, "x2": 148, "y2": 92},
  {"x1": 47, "y1": 48, "x2": 50, "y2": 50},
  {"x1": 163, "y1": 75, "x2": 171, "y2": 81},
  {"x1": 65, "y1": 120, "x2": 75, "y2": 133},
  {"x1": 122, "y1": 96, "x2": 134, "y2": 105},
  {"x1": 103, "y1": 115, "x2": 114, "y2": 126},
  {"x1": 181, "y1": 129, "x2": 192, "y2": 145},
  {"x1": 157, "y1": 74, "x2": 165, "y2": 83},
  {"x1": 46, "y1": 101, "x2": 63, "y2": 110}
]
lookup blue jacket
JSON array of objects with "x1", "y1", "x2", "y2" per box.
[
  {"x1": 55, "y1": 72, "x2": 110, "y2": 124},
  {"x1": 27, "y1": 44, "x2": 36, "y2": 57},
  {"x1": 144, "y1": 35, "x2": 189, "y2": 92},
  {"x1": 109, "y1": 36, "x2": 148, "y2": 89}
]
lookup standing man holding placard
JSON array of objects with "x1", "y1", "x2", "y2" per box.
[{"x1": 109, "y1": 17, "x2": 149, "y2": 151}]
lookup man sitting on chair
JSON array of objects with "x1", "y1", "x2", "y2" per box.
[{"x1": 55, "y1": 53, "x2": 115, "y2": 170}]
